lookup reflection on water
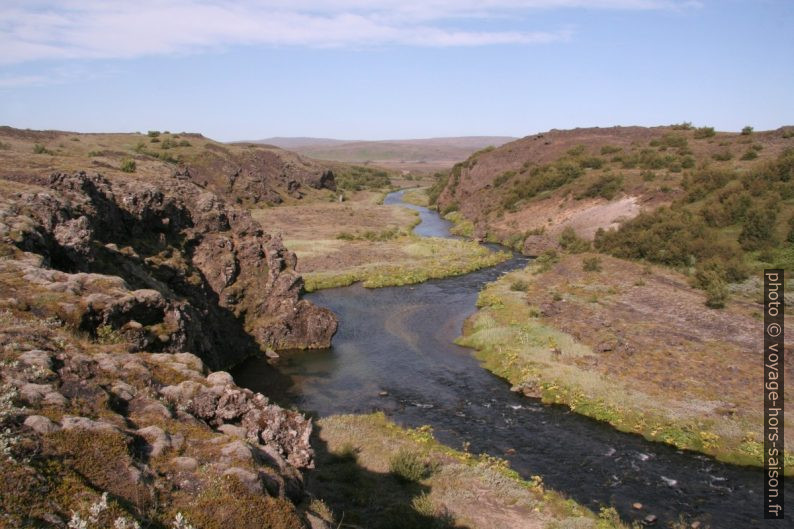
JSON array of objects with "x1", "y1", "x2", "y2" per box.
[{"x1": 233, "y1": 191, "x2": 792, "y2": 529}]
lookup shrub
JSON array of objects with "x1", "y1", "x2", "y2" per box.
[
  {"x1": 740, "y1": 150, "x2": 758, "y2": 161},
  {"x1": 660, "y1": 133, "x2": 689, "y2": 149},
  {"x1": 694, "y1": 126, "x2": 716, "y2": 139},
  {"x1": 600, "y1": 145, "x2": 622, "y2": 155},
  {"x1": 559, "y1": 226, "x2": 590, "y2": 253},
  {"x1": 147, "y1": 130, "x2": 160, "y2": 137},
  {"x1": 579, "y1": 156, "x2": 604, "y2": 169},
  {"x1": 32, "y1": 143, "x2": 51, "y2": 154},
  {"x1": 335, "y1": 165, "x2": 392, "y2": 191},
  {"x1": 510, "y1": 279, "x2": 529, "y2": 292},
  {"x1": 0, "y1": 142, "x2": 10, "y2": 150},
  {"x1": 533, "y1": 250, "x2": 559, "y2": 273},
  {"x1": 336, "y1": 232, "x2": 355, "y2": 240},
  {"x1": 150, "y1": 137, "x2": 161, "y2": 143},
  {"x1": 704, "y1": 275, "x2": 728, "y2": 309},
  {"x1": 712, "y1": 151, "x2": 732, "y2": 161},
  {"x1": 579, "y1": 174, "x2": 623, "y2": 200},
  {"x1": 120, "y1": 158, "x2": 136, "y2": 173},
  {"x1": 389, "y1": 449, "x2": 427, "y2": 483},
  {"x1": 582, "y1": 256, "x2": 601, "y2": 272},
  {"x1": 741, "y1": 126, "x2": 754, "y2": 135},
  {"x1": 738, "y1": 206, "x2": 777, "y2": 250},
  {"x1": 671, "y1": 122, "x2": 693, "y2": 130}
]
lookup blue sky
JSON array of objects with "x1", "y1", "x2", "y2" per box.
[{"x1": 0, "y1": 1, "x2": 792, "y2": 141}]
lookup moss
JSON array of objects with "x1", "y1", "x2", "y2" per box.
[{"x1": 177, "y1": 475, "x2": 303, "y2": 529}]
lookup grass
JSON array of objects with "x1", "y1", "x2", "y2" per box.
[
  {"x1": 302, "y1": 237, "x2": 510, "y2": 291},
  {"x1": 456, "y1": 256, "x2": 794, "y2": 471},
  {"x1": 443, "y1": 211, "x2": 475, "y2": 237},
  {"x1": 252, "y1": 196, "x2": 509, "y2": 292},
  {"x1": 402, "y1": 187, "x2": 431, "y2": 207},
  {"x1": 311, "y1": 413, "x2": 631, "y2": 529}
]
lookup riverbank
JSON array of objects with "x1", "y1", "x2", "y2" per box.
[
  {"x1": 252, "y1": 191, "x2": 510, "y2": 292},
  {"x1": 457, "y1": 252, "x2": 794, "y2": 471},
  {"x1": 306, "y1": 413, "x2": 631, "y2": 529}
]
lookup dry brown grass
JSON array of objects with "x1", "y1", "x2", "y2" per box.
[{"x1": 252, "y1": 200, "x2": 509, "y2": 291}]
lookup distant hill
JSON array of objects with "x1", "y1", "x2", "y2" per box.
[
  {"x1": 431, "y1": 124, "x2": 794, "y2": 289},
  {"x1": 247, "y1": 136, "x2": 518, "y2": 173}
]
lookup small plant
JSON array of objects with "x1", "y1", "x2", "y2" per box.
[
  {"x1": 0, "y1": 141, "x2": 10, "y2": 150},
  {"x1": 559, "y1": 226, "x2": 590, "y2": 253},
  {"x1": 389, "y1": 449, "x2": 428, "y2": 483},
  {"x1": 705, "y1": 278, "x2": 728, "y2": 309},
  {"x1": 741, "y1": 126, "x2": 754, "y2": 135},
  {"x1": 694, "y1": 126, "x2": 716, "y2": 139},
  {"x1": 510, "y1": 279, "x2": 529, "y2": 292},
  {"x1": 336, "y1": 232, "x2": 355, "y2": 240},
  {"x1": 583, "y1": 256, "x2": 602, "y2": 272},
  {"x1": 671, "y1": 122, "x2": 693, "y2": 130},
  {"x1": 712, "y1": 151, "x2": 732, "y2": 161},
  {"x1": 32, "y1": 143, "x2": 51, "y2": 154},
  {"x1": 96, "y1": 324, "x2": 123, "y2": 344},
  {"x1": 172, "y1": 513, "x2": 196, "y2": 529},
  {"x1": 150, "y1": 137, "x2": 161, "y2": 143},
  {"x1": 532, "y1": 249, "x2": 559, "y2": 274},
  {"x1": 147, "y1": 130, "x2": 160, "y2": 137},
  {"x1": 120, "y1": 158, "x2": 136, "y2": 173},
  {"x1": 88, "y1": 150, "x2": 102, "y2": 157},
  {"x1": 740, "y1": 150, "x2": 758, "y2": 161}
]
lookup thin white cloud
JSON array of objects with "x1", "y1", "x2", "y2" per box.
[{"x1": 0, "y1": 0, "x2": 697, "y2": 65}]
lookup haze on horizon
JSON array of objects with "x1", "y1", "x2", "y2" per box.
[{"x1": 0, "y1": 0, "x2": 792, "y2": 142}]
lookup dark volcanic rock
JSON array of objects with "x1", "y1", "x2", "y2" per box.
[{"x1": 4, "y1": 171, "x2": 337, "y2": 369}]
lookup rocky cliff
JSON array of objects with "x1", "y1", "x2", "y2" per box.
[
  {"x1": 0, "y1": 163, "x2": 340, "y2": 526},
  {"x1": 2, "y1": 171, "x2": 336, "y2": 370}
]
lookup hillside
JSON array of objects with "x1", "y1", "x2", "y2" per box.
[
  {"x1": 0, "y1": 127, "x2": 338, "y2": 208},
  {"x1": 433, "y1": 125, "x2": 794, "y2": 286},
  {"x1": 253, "y1": 136, "x2": 517, "y2": 173}
]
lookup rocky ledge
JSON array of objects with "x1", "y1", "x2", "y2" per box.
[
  {"x1": 0, "y1": 170, "x2": 340, "y2": 527},
  {"x1": 0, "y1": 309, "x2": 327, "y2": 528},
  {"x1": 0, "y1": 170, "x2": 337, "y2": 370}
]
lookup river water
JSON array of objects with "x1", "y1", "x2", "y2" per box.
[{"x1": 234, "y1": 189, "x2": 792, "y2": 528}]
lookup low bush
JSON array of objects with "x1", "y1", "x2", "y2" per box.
[
  {"x1": 694, "y1": 126, "x2": 716, "y2": 139},
  {"x1": 582, "y1": 256, "x2": 601, "y2": 272},
  {"x1": 741, "y1": 126, "x2": 754, "y2": 135},
  {"x1": 600, "y1": 145, "x2": 622, "y2": 155},
  {"x1": 389, "y1": 450, "x2": 428, "y2": 483},
  {"x1": 120, "y1": 158, "x2": 136, "y2": 173},
  {"x1": 578, "y1": 174, "x2": 623, "y2": 200},
  {"x1": 510, "y1": 279, "x2": 529, "y2": 292},
  {"x1": 559, "y1": 226, "x2": 590, "y2": 253}
]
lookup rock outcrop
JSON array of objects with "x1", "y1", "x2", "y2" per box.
[
  {"x1": 1, "y1": 171, "x2": 337, "y2": 370},
  {"x1": 0, "y1": 309, "x2": 326, "y2": 527},
  {"x1": 180, "y1": 145, "x2": 336, "y2": 206}
]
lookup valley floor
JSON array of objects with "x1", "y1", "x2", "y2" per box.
[{"x1": 252, "y1": 191, "x2": 509, "y2": 291}]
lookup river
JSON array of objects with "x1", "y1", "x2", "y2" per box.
[{"x1": 233, "y1": 189, "x2": 792, "y2": 529}]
